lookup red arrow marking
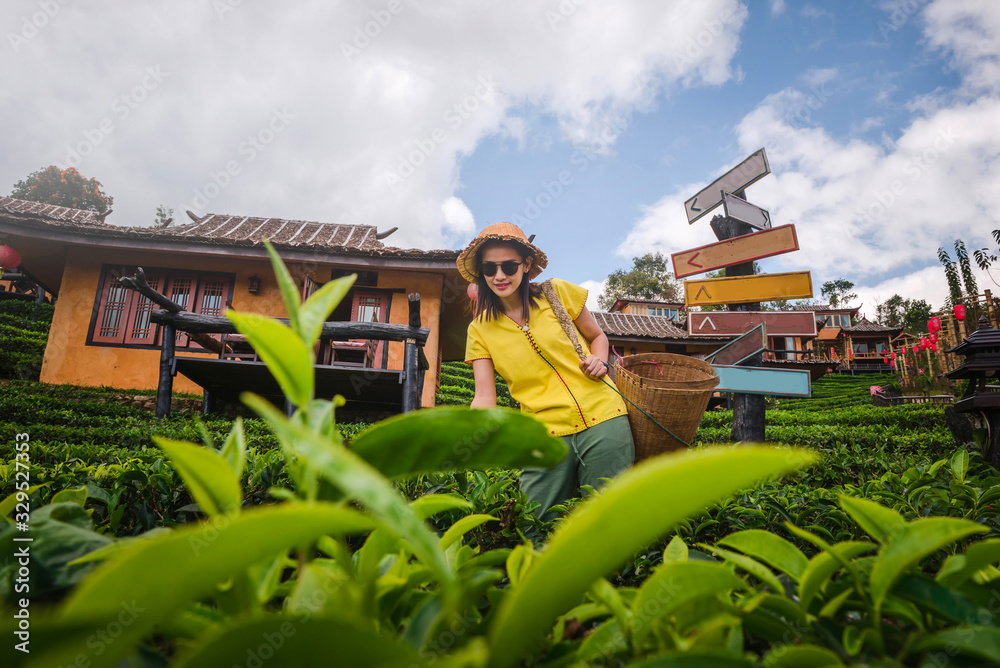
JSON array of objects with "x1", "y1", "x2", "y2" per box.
[{"x1": 686, "y1": 252, "x2": 703, "y2": 268}]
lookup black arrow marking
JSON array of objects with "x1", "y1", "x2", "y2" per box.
[{"x1": 691, "y1": 197, "x2": 701, "y2": 212}]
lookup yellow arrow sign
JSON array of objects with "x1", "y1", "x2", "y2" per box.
[
  {"x1": 684, "y1": 271, "x2": 813, "y2": 307},
  {"x1": 671, "y1": 224, "x2": 799, "y2": 279}
]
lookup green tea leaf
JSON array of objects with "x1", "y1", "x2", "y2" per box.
[
  {"x1": 0, "y1": 484, "x2": 44, "y2": 519},
  {"x1": 486, "y1": 445, "x2": 817, "y2": 668},
  {"x1": 869, "y1": 517, "x2": 988, "y2": 614},
  {"x1": 762, "y1": 643, "x2": 844, "y2": 666},
  {"x1": 662, "y1": 535, "x2": 688, "y2": 563},
  {"x1": 298, "y1": 274, "x2": 355, "y2": 347},
  {"x1": 262, "y1": 239, "x2": 300, "y2": 334},
  {"x1": 173, "y1": 615, "x2": 419, "y2": 667},
  {"x1": 717, "y1": 530, "x2": 808, "y2": 582},
  {"x1": 951, "y1": 447, "x2": 969, "y2": 484},
  {"x1": 410, "y1": 493, "x2": 473, "y2": 520},
  {"x1": 628, "y1": 652, "x2": 756, "y2": 667},
  {"x1": 893, "y1": 573, "x2": 990, "y2": 625},
  {"x1": 155, "y1": 438, "x2": 242, "y2": 517},
  {"x1": 440, "y1": 514, "x2": 496, "y2": 551},
  {"x1": 937, "y1": 538, "x2": 1000, "y2": 588},
  {"x1": 701, "y1": 544, "x2": 785, "y2": 596},
  {"x1": 228, "y1": 312, "x2": 313, "y2": 407},
  {"x1": 797, "y1": 541, "x2": 875, "y2": 612},
  {"x1": 219, "y1": 417, "x2": 246, "y2": 482},
  {"x1": 50, "y1": 486, "x2": 87, "y2": 507},
  {"x1": 631, "y1": 561, "x2": 747, "y2": 645},
  {"x1": 243, "y1": 393, "x2": 455, "y2": 589},
  {"x1": 39, "y1": 503, "x2": 374, "y2": 668},
  {"x1": 839, "y1": 496, "x2": 905, "y2": 544},
  {"x1": 914, "y1": 626, "x2": 1000, "y2": 664},
  {"x1": 350, "y1": 407, "x2": 567, "y2": 479}
]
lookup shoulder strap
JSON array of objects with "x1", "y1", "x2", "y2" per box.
[{"x1": 541, "y1": 279, "x2": 586, "y2": 362}]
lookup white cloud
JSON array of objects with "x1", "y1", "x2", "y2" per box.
[
  {"x1": 0, "y1": 0, "x2": 748, "y2": 250},
  {"x1": 580, "y1": 279, "x2": 607, "y2": 312},
  {"x1": 617, "y1": 0, "x2": 1000, "y2": 312},
  {"x1": 770, "y1": 0, "x2": 787, "y2": 17}
]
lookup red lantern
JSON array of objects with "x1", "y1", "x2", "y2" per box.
[
  {"x1": 890, "y1": 360, "x2": 895, "y2": 367},
  {"x1": 891, "y1": 351, "x2": 896, "y2": 359},
  {"x1": 929, "y1": 332, "x2": 937, "y2": 344},
  {"x1": 955, "y1": 304, "x2": 966, "y2": 321},
  {"x1": 467, "y1": 283, "x2": 478, "y2": 302},
  {"x1": 913, "y1": 345, "x2": 919, "y2": 355},
  {"x1": 930, "y1": 316, "x2": 941, "y2": 332},
  {"x1": 930, "y1": 342, "x2": 937, "y2": 352},
  {"x1": 883, "y1": 356, "x2": 889, "y2": 364},
  {"x1": 0, "y1": 245, "x2": 21, "y2": 270}
]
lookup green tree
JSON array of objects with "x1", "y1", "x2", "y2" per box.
[
  {"x1": 154, "y1": 205, "x2": 174, "y2": 228},
  {"x1": 820, "y1": 278, "x2": 858, "y2": 308},
  {"x1": 938, "y1": 240, "x2": 978, "y2": 306},
  {"x1": 10, "y1": 166, "x2": 113, "y2": 213},
  {"x1": 901, "y1": 298, "x2": 933, "y2": 335},
  {"x1": 598, "y1": 252, "x2": 680, "y2": 310}
]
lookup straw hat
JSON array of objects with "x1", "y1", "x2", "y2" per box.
[{"x1": 456, "y1": 222, "x2": 548, "y2": 283}]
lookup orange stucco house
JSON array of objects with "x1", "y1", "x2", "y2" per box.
[{"x1": 0, "y1": 197, "x2": 471, "y2": 408}]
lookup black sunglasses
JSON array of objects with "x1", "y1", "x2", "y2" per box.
[{"x1": 481, "y1": 260, "x2": 525, "y2": 277}]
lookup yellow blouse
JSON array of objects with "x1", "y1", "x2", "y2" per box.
[{"x1": 465, "y1": 278, "x2": 627, "y2": 437}]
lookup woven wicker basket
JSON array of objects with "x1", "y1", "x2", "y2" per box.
[{"x1": 614, "y1": 353, "x2": 720, "y2": 462}]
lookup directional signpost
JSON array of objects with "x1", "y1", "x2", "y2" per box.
[
  {"x1": 706, "y1": 324, "x2": 767, "y2": 366},
  {"x1": 712, "y1": 365, "x2": 812, "y2": 397},
  {"x1": 688, "y1": 310, "x2": 818, "y2": 337},
  {"x1": 684, "y1": 148, "x2": 770, "y2": 224},
  {"x1": 671, "y1": 224, "x2": 798, "y2": 279},
  {"x1": 684, "y1": 271, "x2": 813, "y2": 308},
  {"x1": 723, "y1": 191, "x2": 770, "y2": 230}
]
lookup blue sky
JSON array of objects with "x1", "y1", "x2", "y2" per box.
[{"x1": 2, "y1": 0, "x2": 998, "y2": 317}]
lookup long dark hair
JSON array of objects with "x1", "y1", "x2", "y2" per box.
[{"x1": 474, "y1": 240, "x2": 542, "y2": 322}]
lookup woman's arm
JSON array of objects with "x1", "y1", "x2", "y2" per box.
[
  {"x1": 574, "y1": 306, "x2": 610, "y2": 379},
  {"x1": 470, "y1": 358, "x2": 498, "y2": 408}
]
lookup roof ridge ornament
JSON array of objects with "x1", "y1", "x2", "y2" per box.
[
  {"x1": 186, "y1": 210, "x2": 208, "y2": 224},
  {"x1": 375, "y1": 226, "x2": 398, "y2": 240},
  {"x1": 97, "y1": 208, "x2": 113, "y2": 223}
]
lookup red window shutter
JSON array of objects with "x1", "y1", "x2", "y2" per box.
[
  {"x1": 189, "y1": 277, "x2": 228, "y2": 349},
  {"x1": 165, "y1": 273, "x2": 197, "y2": 346},
  {"x1": 123, "y1": 271, "x2": 165, "y2": 345},
  {"x1": 92, "y1": 270, "x2": 133, "y2": 344}
]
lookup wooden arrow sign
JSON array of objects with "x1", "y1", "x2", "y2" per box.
[
  {"x1": 671, "y1": 224, "x2": 799, "y2": 279},
  {"x1": 712, "y1": 365, "x2": 812, "y2": 397},
  {"x1": 688, "y1": 310, "x2": 818, "y2": 337},
  {"x1": 684, "y1": 272, "x2": 813, "y2": 307},
  {"x1": 684, "y1": 148, "x2": 770, "y2": 224},
  {"x1": 723, "y1": 191, "x2": 771, "y2": 230},
  {"x1": 706, "y1": 324, "x2": 767, "y2": 366}
]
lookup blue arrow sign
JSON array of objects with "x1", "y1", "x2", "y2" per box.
[{"x1": 711, "y1": 365, "x2": 812, "y2": 397}]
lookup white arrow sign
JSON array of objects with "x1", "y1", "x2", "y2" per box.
[
  {"x1": 698, "y1": 316, "x2": 717, "y2": 331},
  {"x1": 684, "y1": 148, "x2": 770, "y2": 224},
  {"x1": 722, "y1": 191, "x2": 771, "y2": 230}
]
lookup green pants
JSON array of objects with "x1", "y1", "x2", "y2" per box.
[{"x1": 519, "y1": 416, "x2": 634, "y2": 521}]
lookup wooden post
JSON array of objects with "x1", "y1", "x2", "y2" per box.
[
  {"x1": 711, "y1": 214, "x2": 765, "y2": 443},
  {"x1": 402, "y1": 294, "x2": 423, "y2": 413},
  {"x1": 987, "y1": 289, "x2": 996, "y2": 328},
  {"x1": 202, "y1": 389, "x2": 215, "y2": 415},
  {"x1": 156, "y1": 321, "x2": 176, "y2": 418}
]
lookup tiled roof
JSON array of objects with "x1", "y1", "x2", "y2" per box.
[
  {"x1": 792, "y1": 303, "x2": 859, "y2": 312},
  {"x1": 844, "y1": 317, "x2": 902, "y2": 334},
  {"x1": 0, "y1": 196, "x2": 458, "y2": 261},
  {"x1": 0, "y1": 197, "x2": 105, "y2": 226},
  {"x1": 593, "y1": 311, "x2": 691, "y2": 339},
  {"x1": 170, "y1": 213, "x2": 382, "y2": 251}
]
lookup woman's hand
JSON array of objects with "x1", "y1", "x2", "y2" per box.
[{"x1": 581, "y1": 355, "x2": 608, "y2": 379}]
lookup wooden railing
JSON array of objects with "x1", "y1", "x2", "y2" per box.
[{"x1": 118, "y1": 268, "x2": 430, "y2": 418}]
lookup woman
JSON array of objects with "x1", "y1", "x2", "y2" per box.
[{"x1": 459, "y1": 222, "x2": 634, "y2": 521}]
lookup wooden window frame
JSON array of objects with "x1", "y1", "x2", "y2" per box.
[{"x1": 87, "y1": 265, "x2": 235, "y2": 350}]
